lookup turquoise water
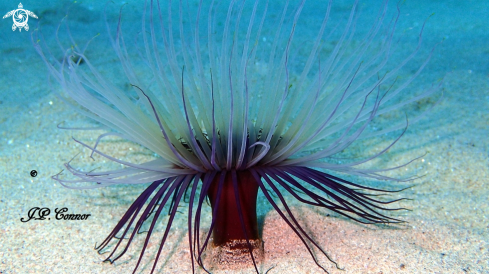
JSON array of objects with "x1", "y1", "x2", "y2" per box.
[{"x1": 1, "y1": 0, "x2": 488, "y2": 273}]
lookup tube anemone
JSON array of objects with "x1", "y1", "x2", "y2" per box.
[{"x1": 34, "y1": 0, "x2": 440, "y2": 273}]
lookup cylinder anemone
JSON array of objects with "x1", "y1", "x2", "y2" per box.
[{"x1": 34, "y1": 0, "x2": 439, "y2": 273}]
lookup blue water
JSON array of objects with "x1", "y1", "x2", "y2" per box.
[{"x1": 1, "y1": 0, "x2": 487, "y2": 273}]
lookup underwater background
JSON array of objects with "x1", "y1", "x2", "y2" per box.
[{"x1": 0, "y1": 0, "x2": 487, "y2": 273}]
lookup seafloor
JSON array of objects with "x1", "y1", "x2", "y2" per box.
[{"x1": 0, "y1": 0, "x2": 487, "y2": 273}]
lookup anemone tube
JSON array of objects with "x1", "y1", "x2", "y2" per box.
[{"x1": 34, "y1": 0, "x2": 440, "y2": 273}]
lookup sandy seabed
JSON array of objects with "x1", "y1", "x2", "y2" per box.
[{"x1": 1, "y1": 0, "x2": 488, "y2": 273}]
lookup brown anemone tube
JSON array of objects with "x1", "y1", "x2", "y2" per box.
[{"x1": 207, "y1": 169, "x2": 262, "y2": 262}]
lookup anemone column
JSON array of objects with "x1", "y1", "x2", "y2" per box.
[{"x1": 207, "y1": 170, "x2": 261, "y2": 261}]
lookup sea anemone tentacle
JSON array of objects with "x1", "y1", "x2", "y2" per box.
[
  {"x1": 33, "y1": 0, "x2": 442, "y2": 272},
  {"x1": 251, "y1": 168, "x2": 341, "y2": 272}
]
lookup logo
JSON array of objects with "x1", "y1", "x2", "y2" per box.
[{"x1": 2, "y1": 3, "x2": 38, "y2": 32}]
